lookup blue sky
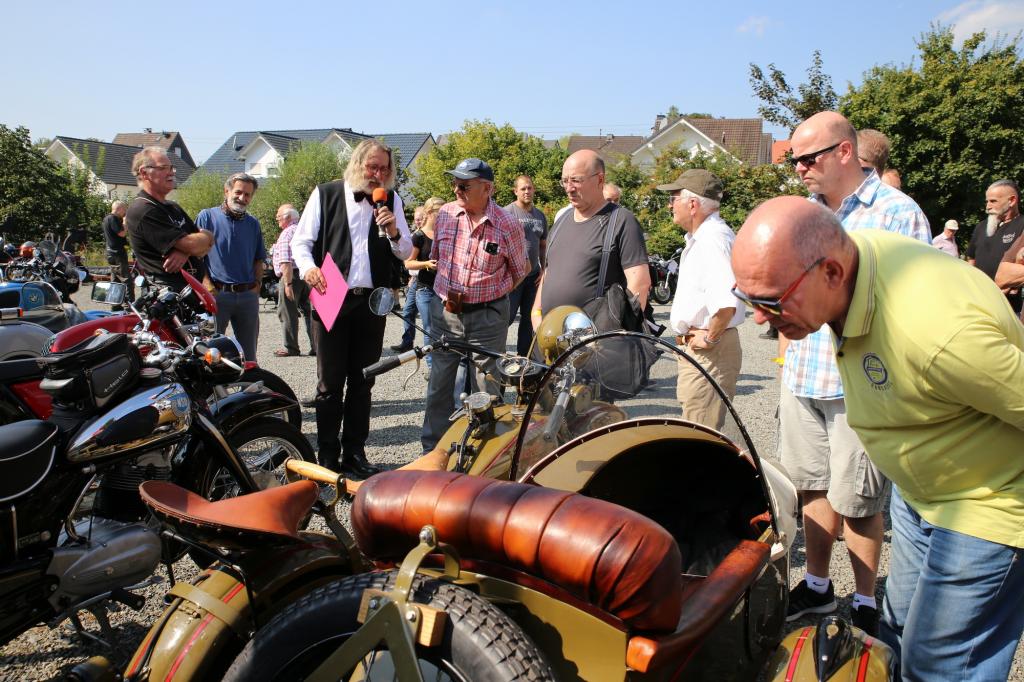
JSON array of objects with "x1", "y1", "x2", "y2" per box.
[{"x1": 4, "y1": 0, "x2": 1022, "y2": 164}]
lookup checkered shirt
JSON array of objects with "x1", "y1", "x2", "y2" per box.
[
  {"x1": 271, "y1": 224, "x2": 297, "y2": 277},
  {"x1": 430, "y1": 199, "x2": 529, "y2": 304},
  {"x1": 783, "y1": 171, "x2": 931, "y2": 398}
]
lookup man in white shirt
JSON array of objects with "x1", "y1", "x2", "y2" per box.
[
  {"x1": 932, "y1": 219, "x2": 959, "y2": 257},
  {"x1": 659, "y1": 169, "x2": 744, "y2": 430}
]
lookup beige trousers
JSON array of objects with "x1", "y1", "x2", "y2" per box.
[{"x1": 676, "y1": 327, "x2": 742, "y2": 431}]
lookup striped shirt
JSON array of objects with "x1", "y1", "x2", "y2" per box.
[
  {"x1": 271, "y1": 223, "x2": 297, "y2": 277},
  {"x1": 430, "y1": 199, "x2": 529, "y2": 304},
  {"x1": 783, "y1": 171, "x2": 931, "y2": 398}
]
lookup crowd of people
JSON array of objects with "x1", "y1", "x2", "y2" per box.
[{"x1": 113, "y1": 112, "x2": 1024, "y2": 680}]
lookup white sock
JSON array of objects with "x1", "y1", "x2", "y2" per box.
[
  {"x1": 803, "y1": 572, "x2": 830, "y2": 593},
  {"x1": 852, "y1": 593, "x2": 876, "y2": 610}
]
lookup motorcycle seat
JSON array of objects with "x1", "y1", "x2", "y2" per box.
[
  {"x1": 0, "y1": 419, "x2": 58, "y2": 503},
  {"x1": 138, "y1": 480, "x2": 318, "y2": 550},
  {"x1": 352, "y1": 470, "x2": 683, "y2": 632},
  {"x1": 0, "y1": 357, "x2": 43, "y2": 384}
]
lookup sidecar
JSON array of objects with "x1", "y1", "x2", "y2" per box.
[{"x1": 0, "y1": 280, "x2": 108, "y2": 336}]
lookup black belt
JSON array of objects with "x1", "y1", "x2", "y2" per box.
[
  {"x1": 213, "y1": 281, "x2": 255, "y2": 293},
  {"x1": 348, "y1": 287, "x2": 373, "y2": 296},
  {"x1": 461, "y1": 295, "x2": 507, "y2": 312}
]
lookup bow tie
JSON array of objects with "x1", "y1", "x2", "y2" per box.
[{"x1": 353, "y1": 191, "x2": 373, "y2": 204}]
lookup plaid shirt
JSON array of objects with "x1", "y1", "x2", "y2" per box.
[
  {"x1": 271, "y1": 223, "x2": 297, "y2": 277},
  {"x1": 430, "y1": 199, "x2": 529, "y2": 304},
  {"x1": 784, "y1": 171, "x2": 931, "y2": 398}
]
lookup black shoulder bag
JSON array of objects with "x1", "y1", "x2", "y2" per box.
[{"x1": 581, "y1": 208, "x2": 645, "y2": 332}]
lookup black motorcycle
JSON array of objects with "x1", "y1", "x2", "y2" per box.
[
  {"x1": 4, "y1": 238, "x2": 80, "y2": 303},
  {"x1": 649, "y1": 253, "x2": 673, "y2": 304},
  {"x1": 260, "y1": 256, "x2": 279, "y2": 305},
  {"x1": 0, "y1": 317, "x2": 313, "y2": 647}
]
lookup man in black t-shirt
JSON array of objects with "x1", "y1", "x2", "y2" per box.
[
  {"x1": 101, "y1": 200, "x2": 134, "y2": 300},
  {"x1": 966, "y1": 179, "x2": 1023, "y2": 312},
  {"x1": 124, "y1": 147, "x2": 213, "y2": 291},
  {"x1": 533, "y1": 150, "x2": 650, "y2": 329}
]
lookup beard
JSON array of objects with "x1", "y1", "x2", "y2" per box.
[
  {"x1": 227, "y1": 199, "x2": 248, "y2": 214},
  {"x1": 986, "y1": 213, "x2": 1000, "y2": 237}
]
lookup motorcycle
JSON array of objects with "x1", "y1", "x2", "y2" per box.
[
  {"x1": 0, "y1": 276, "x2": 108, "y2": 338},
  {"x1": 0, "y1": 311, "x2": 314, "y2": 650},
  {"x1": 260, "y1": 256, "x2": 279, "y2": 306},
  {"x1": 648, "y1": 252, "x2": 673, "y2": 304},
  {"x1": 4, "y1": 238, "x2": 80, "y2": 303},
  {"x1": 81, "y1": 293, "x2": 894, "y2": 681}
]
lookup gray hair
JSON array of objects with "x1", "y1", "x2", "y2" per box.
[
  {"x1": 680, "y1": 188, "x2": 720, "y2": 213},
  {"x1": 111, "y1": 200, "x2": 126, "y2": 211},
  {"x1": 343, "y1": 139, "x2": 395, "y2": 191},
  {"x1": 989, "y1": 178, "x2": 1020, "y2": 202},
  {"x1": 856, "y1": 129, "x2": 890, "y2": 174},
  {"x1": 131, "y1": 146, "x2": 168, "y2": 178},
  {"x1": 225, "y1": 172, "x2": 258, "y2": 192},
  {"x1": 281, "y1": 206, "x2": 299, "y2": 221}
]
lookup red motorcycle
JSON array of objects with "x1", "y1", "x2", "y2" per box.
[{"x1": 1, "y1": 270, "x2": 300, "y2": 427}]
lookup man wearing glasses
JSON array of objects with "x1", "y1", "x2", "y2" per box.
[
  {"x1": 125, "y1": 147, "x2": 214, "y2": 291},
  {"x1": 733, "y1": 196, "x2": 1024, "y2": 682},
  {"x1": 291, "y1": 140, "x2": 412, "y2": 479},
  {"x1": 778, "y1": 111, "x2": 930, "y2": 636},
  {"x1": 420, "y1": 158, "x2": 529, "y2": 454},
  {"x1": 658, "y1": 169, "x2": 744, "y2": 431},
  {"x1": 532, "y1": 150, "x2": 650, "y2": 327}
]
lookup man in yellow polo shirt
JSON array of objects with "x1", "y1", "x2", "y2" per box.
[{"x1": 731, "y1": 196, "x2": 1024, "y2": 682}]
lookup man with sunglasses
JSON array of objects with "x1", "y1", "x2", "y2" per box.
[
  {"x1": 658, "y1": 169, "x2": 744, "y2": 431},
  {"x1": 420, "y1": 158, "x2": 529, "y2": 454},
  {"x1": 125, "y1": 147, "x2": 214, "y2": 291},
  {"x1": 778, "y1": 111, "x2": 930, "y2": 636},
  {"x1": 733, "y1": 196, "x2": 1024, "y2": 682}
]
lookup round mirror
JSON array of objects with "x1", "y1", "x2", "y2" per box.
[{"x1": 368, "y1": 287, "x2": 395, "y2": 316}]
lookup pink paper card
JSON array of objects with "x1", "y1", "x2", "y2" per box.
[{"x1": 309, "y1": 256, "x2": 348, "y2": 332}]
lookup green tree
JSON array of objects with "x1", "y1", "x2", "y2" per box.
[
  {"x1": 749, "y1": 50, "x2": 838, "y2": 132},
  {"x1": 411, "y1": 120, "x2": 567, "y2": 216},
  {"x1": 174, "y1": 168, "x2": 227, "y2": 221},
  {"x1": 841, "y1": 26, "x2": 1024, "y2": 237}
]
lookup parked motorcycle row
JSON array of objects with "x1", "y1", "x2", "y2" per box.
[{"x1": 30, "y1": 287, "x2": 895, "y2": 681}]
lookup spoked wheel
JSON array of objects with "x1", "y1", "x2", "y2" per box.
[
  {"x1": 652, "y1": 280, "x2": 672, "y2": 304},
  {"x1": 202, "y1": 417, "x2": 314, "y2": 500},
  {"x1": 222, "y1": 571, "x2": 556, "y2": 682}
]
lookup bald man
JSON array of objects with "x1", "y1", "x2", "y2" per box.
[
  {"x1": 532, "y1": 150, "x2": 650, "y2": 330},
  {"x1": 780, "y1": 111, "x2": 930, "y2": 635},
  {"x1": 733, "y1": 196, "x2": 1024, "y2": 682}
]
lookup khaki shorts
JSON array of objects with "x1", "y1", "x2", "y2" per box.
[{"x1": 778, "y1": 383, "x2": 890, "y2": 518}]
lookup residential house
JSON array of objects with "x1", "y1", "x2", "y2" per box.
[
  {"x1": 631, "y1": 115, "x2": 773, "y2": 168},
  {"x1": 200, "y1": 128, "x2": 435, "y2": 180},
  {"x1": 772, "y1": 139, "x2": 792, "y2": 164},
  {"x1": 44, "y1": 136, "x2": 195, "y2": 200},
  {"x1": 112, "y1": 130, "x2": 197, "y2": 168},
  {"x1": 565, "y1": 134, "x2": 646, "y2": 163}
]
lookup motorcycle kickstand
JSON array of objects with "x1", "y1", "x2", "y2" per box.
[{"x1": 65, "y1": 608, "x2": 113, "y2": 650}]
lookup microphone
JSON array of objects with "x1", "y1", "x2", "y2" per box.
[{"x1": 372, "y1": 188, "x2": 388, "y2": 210}]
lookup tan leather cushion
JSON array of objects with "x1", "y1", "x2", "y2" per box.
[{"x1": 353, "y1": 470, "x2": 682, "y2": 631}]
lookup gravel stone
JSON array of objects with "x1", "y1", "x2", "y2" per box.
[{"x1": 1, "y1": 292, "x2": 1020, "y2": 680}]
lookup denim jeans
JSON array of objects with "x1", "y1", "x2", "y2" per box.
[
  {"x1": 880, "y1": 488, "x2": 1024, "y2": 681},
  {"x1": 413, "y1": 283, "x2": 434, "y2": 367},
  {"x1": 399, "y1": 278, "x2": 420, "y2": 348},
  {"x1": 507, "y1": 271, "x2": 540, "y2": 356},
  {"x1": 213, "y1": 289, "x2": 260, "y2": 361}
]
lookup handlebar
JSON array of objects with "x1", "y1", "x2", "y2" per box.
[{"x1": 363, "y1": 345, "x2": 433, "y2": 379}]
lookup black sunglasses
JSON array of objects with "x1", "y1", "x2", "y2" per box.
[
  {"x1": 732, "y1": 257, "x2": 824, "y2": 316},
  {"x1": 788, "y1": 142, "x2": 842, "y2": 168},
  {"x1": 452, "y1": 182, "x2": 472, "y2": 193}
]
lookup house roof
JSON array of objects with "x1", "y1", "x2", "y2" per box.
[
  {"x1": 201, "y1": 128, "x2": 431, "y2": 175},
  {"x1": 50, "y1": 136, "x2": 195, "y2": 186},
  {"x1": 566, "y1": 135, "x2": 645, "y2": 161},
  {"x1": 112, "y1": 131, "x2": 196, "y2": 168},
  {"x1": 654, "y1": 117, "x2": 768, "y2": 165},
  {"x1": 772, "y1": 139, "x2": 792, "y2": 164}
]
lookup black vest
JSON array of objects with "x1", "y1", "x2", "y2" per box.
[{"x1": 313, "y1": 180, "x2": 401, "y2": 288}]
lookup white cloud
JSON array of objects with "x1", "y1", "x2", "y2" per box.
[
  {"x1": 938, "y1": 0, "x2": 1024, "y2": 43},
  {"x1": 736, "y1": 16, "x2": 773, "y2": 37}
]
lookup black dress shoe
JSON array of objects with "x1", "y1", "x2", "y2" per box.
[
  {"x1": 301, "y1": 394, "x2": 317, "y2": 407},
  {"x1": 389, "y1": 343, "x2": 413, "y2": 352},
  {"x1": 339, "y1": 452, "x2": 381, "y2": 480}
]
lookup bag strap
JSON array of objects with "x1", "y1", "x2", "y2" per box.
[{"x1": 594, "y1": 207, "x2": 619, "y2": 298}]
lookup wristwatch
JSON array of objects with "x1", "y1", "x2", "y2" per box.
[{"x1": 388, "y1": 231, "x2": 401, "y2": 242}]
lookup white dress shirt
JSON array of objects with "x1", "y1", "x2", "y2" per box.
[
  {"x1": 669, "y1": 212, "x2": 745, "y2": 335},
  {"x1": 291, "y1": 185, "x2": 413, "y2": 288}
]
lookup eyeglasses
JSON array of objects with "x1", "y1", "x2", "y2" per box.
[
  {"x1": 788, "y1": 142, "x2": 842, "y2": 168},
  {"x1": 559, "y1": 173, "x2": 599, "y2": 189},
  {"x1": 668, "y1": 193, "x2": 691, "y2": 205},
  {"x1": 732, "y1": 257, "x2": 824, "y2": 316},
  {"x1": 364, "y1": 163, "x2": 390, "y2": 176},
  {"x1": 452, "y1": 182, "x2": 473, "y2": 193},
  {"x1": 145, "y1": 164, "x2": 175, "y2": 173}
]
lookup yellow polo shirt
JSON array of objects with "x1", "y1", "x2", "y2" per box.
[{"x1": 836, "y1": 230, "x2": 1024, "y2": 548}]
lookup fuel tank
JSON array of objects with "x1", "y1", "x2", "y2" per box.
[{"x1": 66, "y1": 382, "x2": 192, "y2": 462}]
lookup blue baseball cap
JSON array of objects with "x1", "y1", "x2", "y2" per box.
[{"x1": 445, "y1": 158, "x2": 494, "y2": 182}]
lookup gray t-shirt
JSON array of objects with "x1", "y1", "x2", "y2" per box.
[
  {"x1": 541, "y1": 202, "x2": 648, "y2": 311},
  {"x1": 504, "y1": 202, "x2": 548, "y2": 271}
]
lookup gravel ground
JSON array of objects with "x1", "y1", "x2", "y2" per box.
[{"x1": 2, "y1": 291, "x2": 1021, "y2": 680}]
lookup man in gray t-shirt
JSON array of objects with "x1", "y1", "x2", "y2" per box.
[
  {"x1": 505, "y1": 175, "x2": 548, "y2": 355},
  {"x1": 534, "y1": 151, "x2": 650, "y2": 327}
]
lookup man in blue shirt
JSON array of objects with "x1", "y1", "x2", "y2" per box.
[{"x1": 197, "y1": 172, "x2": 266, "y2": 360}]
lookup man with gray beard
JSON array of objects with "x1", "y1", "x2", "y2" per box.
[{"x1": 966, "y1": 179, "x2": 1023, "y2": 313}]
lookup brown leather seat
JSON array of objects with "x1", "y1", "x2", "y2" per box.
[
  {"x1": 139, "y1": 480, "x2": 318, "y2": 547},
  {"x1": 352, "y1": 470, "x2": 683, "y2": 631}
]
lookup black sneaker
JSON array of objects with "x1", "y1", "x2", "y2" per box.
[
  {"x1": 850, "y1": 604, "x2": 880, "y2": 637},
  {"x1": 786, "y1": 580, "x2": 837, "y2": 621}
]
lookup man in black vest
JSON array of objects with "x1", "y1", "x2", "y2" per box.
[{"x1": 291, "y1": 140, "x2": 412, "y2": 478}]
